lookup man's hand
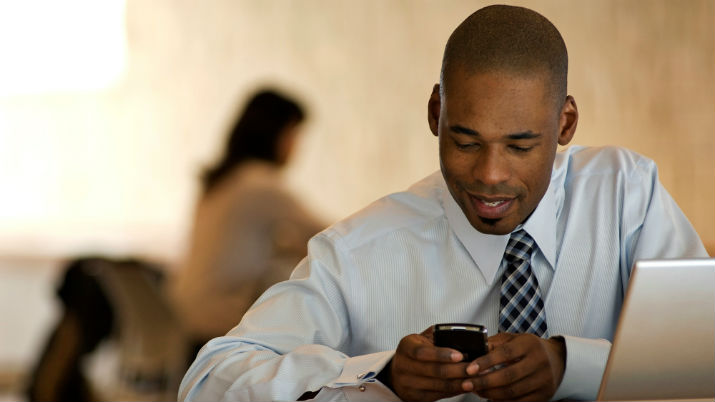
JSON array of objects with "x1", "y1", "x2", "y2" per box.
[
  {"x1": 384, "y1": 327, "x2": 475, "y2": 402},
  {"x1": 464, "y1": 333, "x2": 566, "y2": 402}
]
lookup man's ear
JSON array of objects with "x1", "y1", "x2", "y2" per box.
[
  {"x1": 557, "y1": 95, "x2": 578, "y2": 146},
  {"x1": 428, "y1": 84, "x2": 441, "y2": 137}
]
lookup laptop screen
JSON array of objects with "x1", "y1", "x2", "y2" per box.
[{"x1": 597, "y1": 258, "x2": 715, "y2": 401}]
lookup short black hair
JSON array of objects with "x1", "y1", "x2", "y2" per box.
[{"x1": 441, "y1": 5, "x2": 568, "y2": 107}]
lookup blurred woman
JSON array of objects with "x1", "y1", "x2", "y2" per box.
[{"x1": 169, "y1": 89, "x2": 325, "y2": 349}]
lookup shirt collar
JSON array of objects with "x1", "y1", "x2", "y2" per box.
[{"x1": 440, "y1": 175, "x2": 558, "y2": 285}]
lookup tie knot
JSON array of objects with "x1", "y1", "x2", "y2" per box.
[{"x1": 505, "y1": 229, "x2": 535, "y2": 263}]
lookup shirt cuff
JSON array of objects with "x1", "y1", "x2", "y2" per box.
[
  {"x1": 324, "y1": 350, "x2": 400, "y2": 401},
  {"x1": 551, "y1": 335, "x2": 611, "y2": 401}
]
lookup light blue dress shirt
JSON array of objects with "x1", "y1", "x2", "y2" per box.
[{"x1": 178, "y1": 146, "x2": 707, "y2": 402}]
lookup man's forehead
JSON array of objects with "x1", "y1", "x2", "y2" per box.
[
  {"x1": 445, "y1": 66, "x2": 552, "y2": 90},
  {"x1": 444, "y1": 73, "x2": 549, "y2": 104},
  {"x1": 442, "y1": 70, "x2": 559, "y2": 116}
]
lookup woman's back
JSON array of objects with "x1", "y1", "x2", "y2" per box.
[{"x1": 169, "y1": 160, "x2": 324, "y2": 341}]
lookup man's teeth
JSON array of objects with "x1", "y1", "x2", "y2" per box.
[{"x1": 482, "y1": 200, "x2": 505, "y2": 207}]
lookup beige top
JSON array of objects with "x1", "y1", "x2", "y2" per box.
[{"x1": 168, "y1": 160, "x2": 324, "y2": 340}]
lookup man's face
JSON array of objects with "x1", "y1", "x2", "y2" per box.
[{"x1": 429, "y1": 69, "x2": 576, "y2": 235}]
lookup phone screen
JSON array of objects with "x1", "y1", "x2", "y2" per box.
[{"x1": 433, "y1": 323, "x2": 488, "y2": 362}]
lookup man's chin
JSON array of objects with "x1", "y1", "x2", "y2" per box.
[{"x1": 470, "y1": 216, "x2": 516, "y2": 235}]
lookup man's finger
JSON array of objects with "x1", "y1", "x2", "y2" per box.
[
  {"x1": 473, "y1": 334, "x2": 533, "y2": 371},
  {"x1": 476, "y1": 371, "x2": 548, "y2": 402},
  {"x1": 399, "y1": 335, "x2": 462, "y2": 362},
  {"x1": 396, "y1": 359, "x2": 473, "y2": 380},
  {"x1": 486, "y1": 332, "x2": 515, "y2": 349},
  {"x1": 469, "y1": 358, "x2": 539, "y2": 392},
  {"x1": 413, "y1": 345, "x2": 464, "y2": 362},
  {"x1": 392, "y1": 352, "x2": 469, "y2": 379},
  {"x1": 420, "y1": 325, "x2": 435, "y2": 342},
  {"x1": 395, "y1": 373, "x2": 472, "y2": 395}
]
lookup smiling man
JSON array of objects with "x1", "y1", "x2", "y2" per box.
[
  {"x1": 179, "y1": 5, "x2": 707, "y2": 402},
  {"x1": 434, "y1": 72, "x2": 575, "y2": 236}
]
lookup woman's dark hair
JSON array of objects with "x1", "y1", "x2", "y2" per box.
[{"x1": 202, "y1": 89, "x2": 305, "y2": 194}]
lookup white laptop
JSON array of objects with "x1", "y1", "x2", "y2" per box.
[{"x1": 597, "y1": 258, "x2": 715, "y2": 401}]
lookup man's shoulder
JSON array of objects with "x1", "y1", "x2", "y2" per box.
[
  {"x1": 321, "y1": 171, "x2": 447, "y2": 250},
  {"x1": 555, "y1": 145, "x2": 656, "y2": 182}
]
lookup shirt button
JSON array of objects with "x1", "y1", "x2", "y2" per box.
[{"x1": 358, "y1": 385, "x2": 366, "y2": 392}]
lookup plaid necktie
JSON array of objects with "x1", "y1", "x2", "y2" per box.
[{"x1": 498, "y1": 229, "x2": 548, "y2": 336}]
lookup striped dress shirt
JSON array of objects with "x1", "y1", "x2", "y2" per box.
[{"x1": 179, "y1": 145, "x2": 707, "y2": 402}]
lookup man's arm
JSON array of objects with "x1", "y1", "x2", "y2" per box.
[
  {"x1": 180, "y1": 339, "x2": 397, "y2": 401},
  {"x1": 551, "y1": 158, "x2": 708, "y2": 401},
  {"x1": 177, "y1": 234, "x2": 399, "y2": 402},
  {"x1": 552, "y1": 156, "x2": 708, "y2": 401},
  {"x1": 622, "y1": 158, "x2": 708, "y2": 267}
]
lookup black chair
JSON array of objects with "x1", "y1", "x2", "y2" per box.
[{"x1": 26, "y1": 256, "x2": 188, "y2": 402}]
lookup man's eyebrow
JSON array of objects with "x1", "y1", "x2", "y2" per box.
[
  {"x1": 508, "y1": 131, "x2": 542, "y2": 140},
  {"x1": 450, "y1": 125, "x2": 479, "y2": 136},
  {"x1": 449, "y1": 125, "x2": 542, "y2": 140}
]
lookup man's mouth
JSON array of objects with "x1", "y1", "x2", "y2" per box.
[
  {"x1": 481, "y1": 199, "x2": 507, "y2": 207},
  {"x1": 469, "y1": 195, "x2": 516, "y2": 219}
]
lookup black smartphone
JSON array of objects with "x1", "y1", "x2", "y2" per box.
[{"x1": 433, "y1": 323, "x2": 488, "y2": 362}]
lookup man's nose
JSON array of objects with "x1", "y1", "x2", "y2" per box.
[{"x1": 472, "y1": 147, "x2": 510, "y2": 186}]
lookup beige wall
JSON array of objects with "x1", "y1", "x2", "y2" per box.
[{"x1": 0, "y1": 0, "x2": 712, "y2": 262}]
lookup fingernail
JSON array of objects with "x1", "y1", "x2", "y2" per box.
[
  {"x1": 451, "y1": 351, "x2": 462, "y2": 361},
  {"x1": 466, "y1": 362, "x2": 479, "y2": 375},
  {"x1": 462, "y1": 380, "x2": 473, "y2": 391}
]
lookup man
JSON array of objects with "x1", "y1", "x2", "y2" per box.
[{"x1": 179, "y1": 5, "x2": 707, "y2": 402}]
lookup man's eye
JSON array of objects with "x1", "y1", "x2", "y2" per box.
[
  {"x1": 455, "y1": 142, "x2": 479, "y2": 150},
  {"x1": 510, "y1": 145, "x2": 533, "y2": 152}
]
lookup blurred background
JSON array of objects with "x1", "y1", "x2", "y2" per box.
[{"x1": 0, "y1": 0, "x2": 713, "y2": 400}]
